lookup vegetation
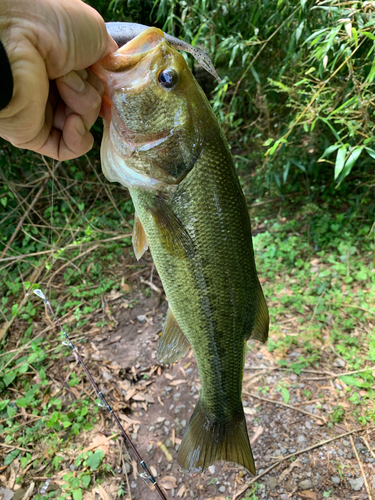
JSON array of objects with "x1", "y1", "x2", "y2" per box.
[{"x1": 0, "y1": 0, "x2": 374, "y2": 499}]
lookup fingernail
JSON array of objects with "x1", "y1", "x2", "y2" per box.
[
  {"x1": 76, "y1": 69, "x2": 88, "y2": 80},
  {"x1": 62, "y1": 71, "x2": 86, "y2": 92},
  {"x1": 75, "y1": 117, "x2": 86, "y2": 136}
]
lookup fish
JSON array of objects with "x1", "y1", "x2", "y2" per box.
[{"x1": 93, "y1": 25, "x2": 269, "y2": 475}]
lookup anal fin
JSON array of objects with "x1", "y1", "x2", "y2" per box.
[
  {"x1": 157, "y1": 308, "x2": 190, "y2": 364},
  {"x1": 247, "y1": 278, "x2": 269, "y2": 343},
  {"x1": 177, "y1": 400, "x2": 256, "y2": 475},
  {"x1": 132, "y1": 211, "x2": 148, "y2": 260}
]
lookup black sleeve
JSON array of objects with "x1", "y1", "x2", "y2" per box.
[{"x1": 0, "y1": 39, "x2": 14, "y2": 111}]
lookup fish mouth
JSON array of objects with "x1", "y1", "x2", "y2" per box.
[{"x1": 97, "y1": 27, "x2": 166, "y2": 92}]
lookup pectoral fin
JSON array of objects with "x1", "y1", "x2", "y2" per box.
[
  {"x1": 247, "y1": 278, "x2": 269, "y2": 343},
  {"x1": 149, "y1": 196, "x2": 194, "y2": 258},
  {"x1": 132, "y1": 211, "x2": 148, "y2": 260},
  {"x1": 157, "y1": 308, "x2": 190, "y2": 364}
]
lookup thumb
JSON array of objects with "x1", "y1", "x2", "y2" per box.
[{"x1": 43, "y1": 0, "x2": 118, "y2": 78}]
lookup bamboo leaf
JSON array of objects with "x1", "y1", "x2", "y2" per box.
[{"x1": 334, "y1": 145, "x2": 347, "y2": 180}]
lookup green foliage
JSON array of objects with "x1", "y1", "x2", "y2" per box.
[
  {"x1": 329, "y1": 405, "x2": 345, "y2": 425},
  {"x1": 85, "y1": 0, "x2": 375, "y2": 207}
]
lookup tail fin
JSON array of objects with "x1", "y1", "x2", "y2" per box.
[{"x1": 177, "y1": 400, "x2": 255, "y2": 475}]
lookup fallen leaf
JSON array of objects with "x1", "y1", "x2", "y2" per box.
[
  {"x1": 177, "y1": 485, "x2": 186, "y2": 497},
  {"x1": 122, "y1": 283, "x2": 130, "y2": 292},
  {"x1": 132, "y1": 394, "x2": 146, "y2": 402},
  {"x1": 125, "y1": 387, "x2": 137, "y2": 401},
  {"x1": 143, "y1": 394, "x2": 155, "y2": 403},
  {"x1": 279, "y1": 458, "x2": 302, "y2": 482},
  {"x1": 250, "y1": 426, "x2": 264, "y2": 445},
  {"x1": 107, "y1": 290, "x2": 123, "y2": 301},
  {"x1": 21, "y1": 482, "x2": 35, "y2": 500},
  {"x1": 150, "y1": 466, "x2": 158, "y2": 478},
  {"x1": 299, "y1": 491, "x2": 317, "y2": 500},
  {"x1": 159, "y1": 476, "x2": 177, "y2": 490},
  {"x1": 165, "y1": 373, "x2": 174, "y2": 380},
  {"x1": 119, "y1": 414, "x2": 141, "y2": 425},
  {"x1": 169, "y1": 380, "x2": 187, "y2": 386},
  {"x1": 244, "y1": 407, "x2": 256, "y2": 415},
  {"x1": 97, "y1": 484, "x2": 112, "y2": 500},
  {"x1": 83, "y1": 433, "x2": 111, "y2": 455}
]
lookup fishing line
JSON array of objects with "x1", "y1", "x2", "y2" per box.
[
  {"x1": 49, "y1": 159, "x2": 54, "y2": 306},
  {"x1": 33, "y1": 288, "x2": 168, "y2": 500}
]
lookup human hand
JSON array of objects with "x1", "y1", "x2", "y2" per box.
[{"x1": 0, "y1": 0, "x2": 117, "y2": 160}]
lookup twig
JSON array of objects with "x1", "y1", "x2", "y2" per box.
[
  {"x1": 0, "y1": 414, "x2": 45, "y2": 427},
  {"x1": 0, "y1": 442, "x2": 34, "y2": 452},
  {"x1": 119, "y1": 438, "x2": 133, "y2": 500},
  {"x1": 361, "y1": 433, "x2": 375, "y2": 461},
  {"x1": 0, "y1": 233, "x2": 132, "y2": 263},
  {"x1": 306, "y1": 365, "x2": 375, "y2": 381},
  {"x1": 46, "y1": 245, "x2": 99, "y2": 287},
  {"x1": 244, "y1": 391, "x2": 327, "y2": 424},
  {"x1": 350, "y1": 434, "x2": 373, "y2": 500},
  {"x1": 232, "y1": 426, "x2": 375, "y2": 500}
]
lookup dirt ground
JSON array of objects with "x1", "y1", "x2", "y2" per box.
[{"x1": 3, "y1": 252, "x2": 375, "y2": 500}]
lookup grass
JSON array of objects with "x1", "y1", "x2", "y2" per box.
[{"x1": 0, "y1": 138, "x2": 375, "y2": 497}]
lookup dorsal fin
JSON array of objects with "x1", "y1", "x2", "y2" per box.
[
  {"x1": 247, "y1": 278, "x2": 269, "y2": 343},
  {"x1": 132, "y1": 211, "x2": 148, "y2": 260},
  {"x1": 157, "y1": 308, "x2": 190, "y2": 364}
]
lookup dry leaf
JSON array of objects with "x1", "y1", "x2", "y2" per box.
[
  {"x1": 21, "y1": 482, "x2": 35, "y2": 500},
  {"x1": 244, "y1": 407, "x2": 256, "y2": 416},
  {"x1": 97, "y1": 484, "x2": 112, "y2": 500},
  {"x1": 143, "y1": 394, "x2": 155, "y2": 403},
  {"x1": 177, "y1": 485, "x2": 186, "y2": 497},
  {"x1": 125, "y1": 387, "x2": 137, "y2": 401},
  {"x1": 250, "y1": 426, "x2": 264, "y2": 445},
  {"x1": 119, "y1": 414, "x2": 141, "y2": 425},
  {"x1": 159, "y1": 476, "x2": 177, "y2": 490},
  {"x1": 122, "y1": 283, "x2": 130, "y2": 292},
  {"x1": 107, "y1": 290, "x2": 123, "y2": 301},
  {"x1": 150, "y1": 466, "x2": 158, "y2": 478},
  {"x1": 132, "y1": 394, "x2": 146, "y2": 402},
  {"x1": 170, "y1": 380, "x2": 187, "y2": 386},
  {"x1": 345, "y1": 21, "x2": 352, "y2": 38},
  {"x1": 165, "y1": 373, "x2": 174, "y2": 380},
  {"x1": 83, "y1": 433, "x2": 110, "y2": 455},
  {"x1": 299, "y1": 491, "x2": 317, "y2": 500},
  {"x1": 279, "y1": 457, "x2": 302, "y2": 482}
]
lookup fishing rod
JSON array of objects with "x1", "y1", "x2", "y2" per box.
[{"x1": 33, "y1": 289, "x2": 168, "y2": 500}]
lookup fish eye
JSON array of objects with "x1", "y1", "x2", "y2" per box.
[{"x1": 158, "y1": 68, "x2": 178, "y2": 89}]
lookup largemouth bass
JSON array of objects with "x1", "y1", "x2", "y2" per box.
[{"x1": 93, "y1": 26, "x2": 269, "y2": 475}]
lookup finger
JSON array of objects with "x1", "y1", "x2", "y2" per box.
[
  {"x1": 38, "y1": 114, "x2": 94, "y2": 161},
  {"x1": 56, "y1": 69, "x2": 104, "y2": 130}
]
